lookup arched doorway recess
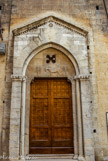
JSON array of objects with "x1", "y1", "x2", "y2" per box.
[
  {"x1": 26, "y1": 48, "x2": 76, "y2": 154},
  {"x1": 22, "y1": 45, "x2": 84, "y2": 160}
]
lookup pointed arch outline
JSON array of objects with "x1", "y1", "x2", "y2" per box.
[{"x1": 22, "y1": 42, "x2": 80, "y2": 76}]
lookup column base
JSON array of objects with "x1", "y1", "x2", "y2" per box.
[
  {"x1": 78, "y1": 156, "x2": 85, "y2": 161},
  {"x1": 73, "y1": 154, "x2": 78, "y2": 159}
]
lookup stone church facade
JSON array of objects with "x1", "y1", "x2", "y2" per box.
[{"x1": 0, "y1": 0, "x2": 108, "y2": 161}]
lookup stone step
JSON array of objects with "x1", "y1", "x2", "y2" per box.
[
  {"x1": 26, "y1": 159, "x2": 77, "y2": 161},
  {"x1": 25, "y1": 154, "x2": 78, "y2": 161}
]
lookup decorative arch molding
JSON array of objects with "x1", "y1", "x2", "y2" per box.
[
  {"x1": 13, "y1": 16, "x2": 89, "y2": 76},
  {"x1": 22, "y1": 42, "x2": 80, "y2": 76}
]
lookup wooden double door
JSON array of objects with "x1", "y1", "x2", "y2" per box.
[{"x1": 29, "y1": 78, "x2": 74, "y2": 154}]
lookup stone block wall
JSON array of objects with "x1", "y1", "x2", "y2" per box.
[{"x1": 0, "y1": 56, "x2": 5, "y2": 157}]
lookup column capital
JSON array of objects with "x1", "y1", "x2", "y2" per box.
[
  {"x1": 11, "y1": 75, "x2": 27, "y2": 81},
  {"x1": 73, "y1": 74, "x2": 90, "y2": 80}
]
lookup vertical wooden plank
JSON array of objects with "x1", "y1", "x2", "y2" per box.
[
  {"x1": 29, "y1": 79, "x2": 51, "y2": 154},
  {"x1": 52, "y1": 78, "x2": 74, "y2": 154}
]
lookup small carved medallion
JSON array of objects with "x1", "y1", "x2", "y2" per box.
[{"x1": 49, "y1": 23, "x2": 53, "y2": 27}]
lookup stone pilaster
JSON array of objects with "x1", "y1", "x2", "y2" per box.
[
  {"x1": 79, "y1": 77, "x2": 95, "y2": 161},
  {"x1": 9, "y1": 75, "x2": 26, "y2": 160}
]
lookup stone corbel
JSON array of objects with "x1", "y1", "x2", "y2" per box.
[{"x1": 11, "y1": 75, "x2": 27, "y2": 81}]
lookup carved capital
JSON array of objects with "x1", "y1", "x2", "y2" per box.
[
  {"x1": 11, "y1": 75, "x2": 27, "y2": 81},
  {"x1": 73, "y1": 74, "x2": 90, "y2": 80}
]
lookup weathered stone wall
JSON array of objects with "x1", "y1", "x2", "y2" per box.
[
  {"x1": 0, "y1": 0, "x2": 12, "y2": 158},
  {"x1": 0, "y1": 55, "x2": 5, "y2": 157},
  {"x1": 94, "y1": 30, "x2": 108, "y2": 161},
  {"x1": 0, "y1": 0, "x2": 108, "y2": 161}
]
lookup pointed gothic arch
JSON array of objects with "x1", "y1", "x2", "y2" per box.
[{"x1": 22, "y1": 42, "x2": 80, "y2": 76}]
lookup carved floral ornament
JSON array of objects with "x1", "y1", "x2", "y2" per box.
[{"x1": 12, "y1": 16, "x2": 88, "y2": 37}]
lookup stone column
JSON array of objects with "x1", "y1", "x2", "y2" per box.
[
  {"x1": 21, "y1": 77, "x2": 26, "y2": 158},
  {"x1": 9, "y1": 75, "x2": 26, "y2": 161},
  {"x1": 71, "y1": 80, "x2": 78, "y2": 159},
  {"x1": 76, "y1": 79, "x2": 84, "y2": 160}
]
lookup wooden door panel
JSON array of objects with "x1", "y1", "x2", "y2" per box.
[
  {"x1": 51, "y1": 79, "x2": 73, "y2": 153},
  {"x1": 29, "y1": 147, "x2": 52, "y2": 154},
  {"x1": 53, "y1": 80, "x2": 70, "y2": 97},
  {"x1": 32, "y1": 80, "x2": 48, "y2": 97},
  {"x1": 29, "y1": 78, "x2": 74, "y2": 154},
  {"x1": 30, "y1": 127, "x2": 51, "y2": 146},
  {"x1": 52, "y1": 147, "x2": 74, "y2": 154},
  {"x1": 53, "y1": 99, "x2": 72, "y2": 125},
  {"x1": 52, "y1": 98, "x2": 73, "y2": 147},
  {"x1": 30, "y1": 79, "x2": 51, "y2": 153},
  {"x1": 31, "y1": 98, "x2": 49, "y2": 125},
  {"x1": 53, "y1": 127, "x2": 73, "y2": 142}
]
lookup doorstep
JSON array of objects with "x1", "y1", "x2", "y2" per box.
[{"x1": 25, "y1": 154, "x2": 78, "y2": 161}]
